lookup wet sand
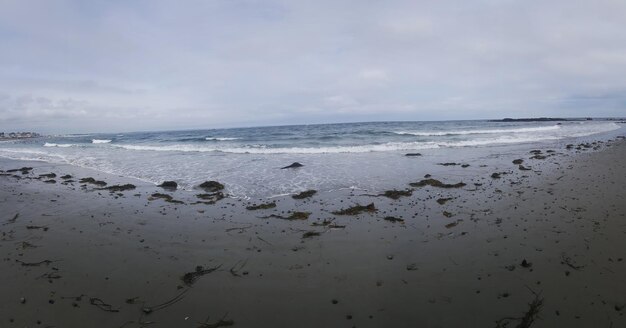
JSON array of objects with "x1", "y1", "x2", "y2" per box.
[{"x1": 1, "y1": 138, "x2": 626, "y2": 327}]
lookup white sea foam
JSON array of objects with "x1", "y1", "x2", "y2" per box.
[
  {"x1": 394, "y1": 125, "x2": 561, "y2": 136},
  {"x1": 205, "y1": 137, "x2": 240, "y2": 141},
  {"x1": 92, "y1": 139, "x2": 112, "y2": 144},
  {"x1": 44, "y1": 143, "x2": 76, "y2": 148}
]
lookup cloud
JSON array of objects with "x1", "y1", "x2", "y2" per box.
[{"x1": 1, "y1": 0, "x2": 625, "y2": 133}]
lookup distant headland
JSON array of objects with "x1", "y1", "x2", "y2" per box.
[
  {"x1": 488, "y1": 117, "x2": 593, "y2": 122},
  {"x1": 0, "y1": 131, "x2": 41, "y2": 140}
]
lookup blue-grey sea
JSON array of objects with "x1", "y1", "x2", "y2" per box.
[{"x1": 1, "y1": 120, "x2": 623, "y2": 198}]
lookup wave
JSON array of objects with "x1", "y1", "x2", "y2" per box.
[
  {"x1": 394, "y1": 125, "x2": 561, "y2": 136},
  {"x1": 92, "y1": 139, "x2": 112, "y2": 144},
  {"x1": 44, "y1": 143, "x2": 77, "y2": 148},
  {"x1": 205, "y1": 137, "x2": 240, "y2": 141}
]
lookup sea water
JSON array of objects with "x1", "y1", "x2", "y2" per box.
[{"x1": 0, "y1": 120, "x2": 623, "y2": 198}]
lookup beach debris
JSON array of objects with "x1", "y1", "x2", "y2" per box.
[
  {"x1": 182, "y1": 264, "x2": 222, "y2": 286},
  {"x1": 287, "y1": 212, "x2": 310, "y2": 220},
  {"x1": 494, "y1": 294, "x2": 544, "y2": 328},
  {"x1": 438, "y1": 162, "x2": 461, "y2": 166},
  {"x1": 198, "y1": 180, "x2": 225, "y2": 192},
  {"x1": 437, "y1": 198, "x2": 453, "y2": 205},
  {"x1": 281, "y1": 162, "x2": 304, "y2": 169},
  {"x1": 260, "y1": 212, "x2": 311, "y2": 220},
  {"x1": 15, "y1": 259, "x2": 54, "y2": 267},
  {"x1": 302, "y1": 231, "x2": 321, "y2": 238},
  {"x1": 158, "y1": 181, "x2": 178, "y2": 190},
  {"x1": 142, "y1": 289, "x2": 189, "y2": 314},
  {"x1": 512, "y1": 159, "x2": 524, "y2": 164},
  {"x1": 381, "y1": 189, "x2": 412, "y2": 200},
  {"x1": 384, "y1": 216, "x2": 405, "y2": 223},
  {"x1": 89, "y1": 298, "x2": 119, "y2": 312},
  {"x1": 79, "y1": 177, "x2": 107, "y2": 186},
  {"x1": 409, "y1": 179, "x2": 466, "y2": 188},
  {"x1": 405, "y1": 153, "x2": 422, "y2": 156},
  {"x1": 150, "y1": 193, "x2": 184, "y2": 204},
  {"x1": 229, "y1": 260, "x2": 248, "y2": 277},
  {"x1": 561, "y1": 253, "x2": 584, "y2": 270},
  {"x1": 445, "y1": 220, "x2": 462, "y2": 228},
  {"x1": 521, "y1": 259, "x2": 532, "y2": 268},
  {"x1": 103, "y1": 184, "x2": 136, "y2": 192},
  {"x1": 198, "y1": 313, "x2": 235, "y2": 328},
  {"x1": 333, "y1": 203, "x2": 377, "y2": 215},
  {"x1": 246, "y1": 202, "x2": 276, "y2": 210},
  {"x1": 292, "y1": 190, "x2": 317, "y2": 199},
  {"x1": 3, "y1": 213, "x2": 19, "y2": 225},
  {"x1": 26, "y1": 225, "x2": 49, "y2": 231},
  {"x1": 39, "y1": 173, "x2": 56, "y2": 178}
]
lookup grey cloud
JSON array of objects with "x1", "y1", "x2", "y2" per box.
[{"x1": 1, "y1": 0, "x2": 625, "y2": 133}]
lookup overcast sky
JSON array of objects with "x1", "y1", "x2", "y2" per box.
[{"x1": 1, "y1": 0, "x2": 626, "y2": 133}]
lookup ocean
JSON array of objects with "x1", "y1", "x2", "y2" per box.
[{"x1": 1, "y1": 120, "x2": 623, "y2": 198}]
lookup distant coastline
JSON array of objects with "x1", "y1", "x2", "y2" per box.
[
  {"x1": 488, "y1": 117, "x2": 587, "y2": 122},
  {"x1": 0, "y1": 132, "x2": 41, "y2": 141}
]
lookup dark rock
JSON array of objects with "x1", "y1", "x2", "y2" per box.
[
  {"x1": 246, "y1": 202, "x2": 276, "y2": 210},
  {"x1": 519, "y1": 165, "x2": 532, "y2": 171},
  {"x1": 44, "y1": 179, "x2": 56, "y2": 184},
  {"x1": 79, "y1": 177, "x2": 107, "y2": 186},
  {"x1": 198, "y1": 181, "x2": 224, "y2": 192},
  {"x1": 302, "y1": 231, "x2": 321, "y2": 238},
  {"x1": 39, "y1": 173, "x2": 56, "y2": 178},
  {"x1": 461, "y1": 164, "x2": 470, "y2": 168},
  {"x1": 60, "y1": 175, "x2": 72, "y2": 179},
  {"x1": 281, "y1": 162, "x2": 304, "y2": 169},
  {"x1": 521, "y1": 259, "x2": 532, "y2": 268},
  {"x1": 512, "y1": 159, "x2": 524, "y2": 164},
  {"x1": 491, "y1": 173, "x2": 501, "y2": 179},
  {"x1": 405, "y1": 153, "x2": 422, "y2": 157},
  {"x1": 104, "y1": 184, "x2": 136, "y2": 192},
  {"x1": 158, "y1": 181, "x2": 178, "y2": 190},
  {"x1": 409, "y1": 179, "x2": 466, "y2": 188},
  {"x1": 150, "y1": 193, "x2": 184, "y2": 204},
  {"x1": 196, "y1": 192, "x2": 225, "y2": 204},
  {"x1": 437, "y1": 197, "x2": 453, "y2": 205},
  {"x1": 530, "y1": 155, "x2": 547, "y2": 160},
  {"x1": 438, "y1": 162, "x2": 460, "y2": 166},
  {"x1": 292, "y1": 190, "x2": 317, "y2": 199}
]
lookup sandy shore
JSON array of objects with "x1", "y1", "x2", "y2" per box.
[{"x1": 1, "y1": 138, "x2": 626, "y2": 327}]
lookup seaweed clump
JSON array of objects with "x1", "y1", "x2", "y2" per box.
[
  {"x1": 292, "y1": 190, "x2": 317, "y2": 199},
  {"x1": 333, "y1": 203, "x2": 377, "y2": 215},
  {"x1": 79, "y1": 177, "x2": 107, "y2": 186},
  {"x1": 104, "y1": 184, "x2": 136, "y2": 192},
  {"x1": 381, "y1": 189, "x2": 412, "y2": 200},
  {"x1": 246, "y1": 202, "x2": 276, "y2": 210},
  {"x1": 409, "y1": 179, "x2": 466, "y2": 189}
]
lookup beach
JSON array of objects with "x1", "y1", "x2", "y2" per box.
[{"x1": 1, "y1": 136, "x2": 626, "y2": 327}]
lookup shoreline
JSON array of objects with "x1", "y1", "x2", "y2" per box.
[{"x1": 1, "y1": 138, "x2": 626, "y2": 327}]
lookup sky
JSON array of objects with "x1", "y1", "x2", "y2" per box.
[{"x1": 1, "y1": 0, "x2": 626, "y2": 133}]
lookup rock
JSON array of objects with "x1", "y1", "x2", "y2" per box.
[
  {"x1": 39, "y1": 173, "x2": 56, "y2": 178},
  {"x1": 44, "y1": 179, "x2": 56, "y2": 184},
  {"x1": 519, "y1": 165, "x2": 532, "y2": 171},
  {"x1": 530, "y1": 155, "x2": 547, "y2": 160},
  {"x1": 437, "y1": 197, "x2": 453, "y2": 205},
  {"x1": 104, "y1": 184, "x2": 136, "y2": 192},
  {"x1": 150, "y1": 193, "x2": 184, "y2": 204},
  {"x1": 79, "y1": 177, "x2": 107, "y2": 186},
  {"x1": 197, "y1": 181, "x2": 224, "y2": 192},
  {"x1": 409, "y1": 179, "x2": 466, "y2": 188},
  {"x1": 491, "y1": 173, "x2": 501, "y2": 179},
  {"x1": 438, "y1": 162, "x2": 460, "y2": 166},
  {"x1": 521, "y1": 259, "x2": 532, "y2": 268},
  {"x1": 246, "y1": 202, "x2": 276, "y2": 210},
  {"x1": 405, "y1": 153, "x2": 422, "y2": 157},
  {"x1": 60, "y1": 175, "x2": 72, "y2": 179},
  {"x1": 158, "y1": 181, "x2": 178, "y2": 190},
  {"x1": 461, "y1": 164, "x2": 470, "y2": 168},
  {"x1": 292, "y1": 190, "x2": 317, "y2": 199},
  {"x1": 281, "y1": 162, "x2": 304, "y2": 169},
  {"x1": 196, "y1": 192, "x2": 225, "y2": 204},
  {"x1": 512, "y1": 159, "x2": 524, "y2": 164}
]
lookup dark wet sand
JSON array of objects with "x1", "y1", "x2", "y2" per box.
[{"x1": 1, "y1": 139, "x2": 626, "y2": 327}]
